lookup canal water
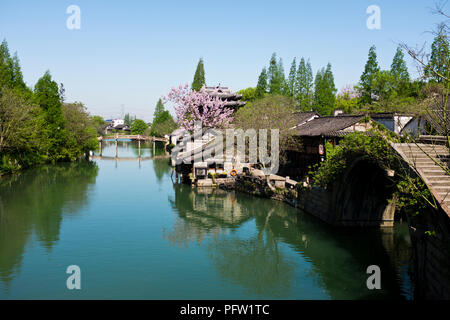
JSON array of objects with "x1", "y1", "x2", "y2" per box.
[{"x1": 0, "y1": 141, "x2": 414, "y2": 299}]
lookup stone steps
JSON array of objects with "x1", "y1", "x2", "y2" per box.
[{"x1": 393, "y1": 143, "x2": 450, "y2": 210}]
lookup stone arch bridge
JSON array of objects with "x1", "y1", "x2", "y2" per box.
[{"x1": 299, "y1": 141, "x2": 450, "y2": 299}]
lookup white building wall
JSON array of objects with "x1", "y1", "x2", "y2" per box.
[{"x1": 113, "y1": 119, "x2": 125, "y2": 127}]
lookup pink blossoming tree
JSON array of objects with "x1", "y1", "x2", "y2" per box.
[
  {"x1": 338, "y1": 84, "x2": 361, "y2": 100},
  {"x1": 164, "y1": 84, "x2": 234, "y2": 131}
]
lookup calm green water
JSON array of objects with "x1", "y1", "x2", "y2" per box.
[{"x1": 0, "y1": 141, "x2": 413, "y2": 299}]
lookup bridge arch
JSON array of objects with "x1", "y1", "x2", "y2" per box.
[
  {"x1": 329, "y1": 156, "x2": 450, "y2": 299},
  {"x1": 332, "y1": 157, "x2": 397, "y2": 227}
]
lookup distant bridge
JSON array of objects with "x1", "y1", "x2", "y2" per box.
[
  {"x1": 90, "y1": 155, "x2": 169, "y2": 161},
  {"x1": 98, "y1": 135, "x2": 168, "y2": 143},
  {"x1": 97, "y1": 134, "x2": 169, "y2": 157}
]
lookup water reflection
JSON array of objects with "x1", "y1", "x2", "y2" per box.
[
  {"x1": 165, "y1": 186, "x2": 253, "y2": 246},
  {"x1": 166, "y1": 185, "x2": 413, "y2": 299},
  {"x1": 0, "y1": 142, "x2": 413, "y2": 299},
  {"x1": 208, "y1": 206, "x2": 295, "y2": 298},
  {"x1": 0, "y1": 161, "x2": 98, "y2": 287}
]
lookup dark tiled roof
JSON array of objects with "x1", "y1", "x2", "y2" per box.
[
  {"x1": 292, "y1": 111, "x2": 319, "y2": 126},
  {"x1": 114, "y1": 124, "x2": 130, "y2": 130},
  {"x1": 295, "y1": 115, "x2": 366, "y2": 137},
  {"x1": 369, "y1": 112, "x2": 416, "y2": 119}
]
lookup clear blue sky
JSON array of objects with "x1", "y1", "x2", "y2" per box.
[{"x1": 0, "y1": 0, "x2": 446, "y2": 121}]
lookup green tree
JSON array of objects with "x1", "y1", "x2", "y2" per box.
[
  {"x1": 33, "y1": 71, "x2": 67, "y2": 160},
  {"x1": 372, "y1": 70, "x2": 398, "y2": 107},
  {"x1": 11, "y1": 53, "x2": 26, "y2": 91},
  {"x1": 151, "y1": 117, "x2": 177, "y2": 137},
  {"x1": 287, "y1": 58, "x2": 297, "y2": 97},
  {"x1": 0, "y1": 40, "x2": 13, "y2": 89},
  {"x1": 391, "y1": 47, "x2": 410, "y2": 95},
  {"x1": 151, "y1": 110, "x2": 176, "y2": 136},
  {"x1": 391, "y1": 46, "x2": 410, "y2": 82},
  {"x1": 313, "y1": 63, "x2": 336, "y2": 116},
  {"x1": 233, "y1": 95, "x2": 301, "y2": 165},
  {"x1": 426, "y1": 23, "x2": 450, "y2": 84},
  {"x1": 124, "y1": 113, "x2": 133, "y2": 126},
  {"x1": 277, "y1": 58, "x2": 288, "y2": 95},
  {"x1": 237, "y1": 87, "x2": 257, "y2": 102},
  {"x1": 0, "y1": 40, "x2": 101, "y2": 174},
  {"x1": 268, "y1": 53, "x2": 284, "y2": 95},
  {"x1": 153, "y1": 98, "x2": 165, "y2": 119},
  {"x1": 91, "y1": 115, "x2": 106, "y2": 135},
  {"x1": 192, "y1": 58, "x2": 206, "y2": 91},
  {"x1": 296, "y1": 58, "x2": 314, "y2": 110},
  {"x1": 360, "y1": 45, "x2": 380, "y2": 104},
  {"x1": 255, "y1": 67, "x2": 268, "y2": 98},
  {"x1": 0, "y1": 88, "x2": 40, "y2": 160},
  {"x1": 335, "y1": 96, "x2": 359, "y2": 114},
  {"x1": 0, "y1": 40, "x2": 29, "y2": 96},
  {"x1": 62, "y1": 102, "x2": 98, "y2": 159},
  {"x1": 130, "y1": 119, "x2": 148, "y2": 135}
]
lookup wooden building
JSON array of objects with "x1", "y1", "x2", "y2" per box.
[
  {"x1": 204, "y1": 86, "x2": 246, "y2": 109},
  {"x1": 282, "y1": 114, "x2": 373, "y2": 180}
]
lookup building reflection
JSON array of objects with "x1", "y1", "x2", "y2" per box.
[{"x1": 165, "y1": 185, "x2": 253, "y2": 246}]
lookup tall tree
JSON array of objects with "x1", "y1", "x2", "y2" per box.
[
  {"x1": 151, "y1": 110, "x2": 177, "y2": 137},
  {"x1": 390, "y1": 47, "x2": 410, "y2": 96},
  {"x1": 313, "y1": 63, "x2": 336, "y2": 116},
  {"x1": 192, "y1": 58, "x2": 206, "y2": 91},
  {"x1": 11, "y1": 53, "x2": 26, "y2": 90},
  {"x1": 153, "y1": 98, "x2": 165, "y2": 120},
  {"x1": 296, "y1": 58, "x2": 314, "y2": 110},
  {"x1": 0, "y1": 40, "x2": 13, "y2": 89},
  {"x1": 33, "y1": 71, "x2": 67, "y2": 159},
  {"x1": 0, "y1": 40, "x2": 31, "y2": 98},
  {"x1": 359, "y1": 45, "x2": 380, "y2": 104},
  {"x1": 255, "y1": 67, "x2": 268, "y2": 98},
  {"x1": 124, "y1": 113, "x2": 132, "y2": 126},
  {"x1": 277, "y1": 57, "x2": 288, "y2": 95},
  {"x1": 287, "y1": 58, "x2": 297, "y2": 97},
  {"x1": 426, "y1": 23, "x2": 450, "y2": 83},
  {"x1": 268, "y1": 53, "x2": 283, "y2": 95},
  {"x1": 391, "y1": 46, "x2": 410, "y2": 82}
]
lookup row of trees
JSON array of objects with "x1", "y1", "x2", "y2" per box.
[
  {"x1": 241, "y1": 24, "x2": 447, "y2": 116},
  {"x1": 0, "y1": 40, "x2": 103, "y2": 175},
  {"x1": 244, "y1": 53, "x2": 337, "y2": 115}
]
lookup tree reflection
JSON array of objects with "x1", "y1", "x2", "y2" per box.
[
  {"x1": 152, "y1": 157, "x2": 171, "y2": 184},
  {"x1": 166, "y1": 184, "x2": 412, "y2": 299},
  {"x1": 208, "y1": 208, "x2": 295, "y2": 298},
  {"x1": 165, "y1": 185, "x2": 294, "y2": 297},
  {"x1": 0, "y1": 161, "x2": 98, "y2": 287}
]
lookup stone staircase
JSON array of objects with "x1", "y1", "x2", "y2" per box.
[{"x1": 393, "y1": 143, "x2": 450, "y2": 214}]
